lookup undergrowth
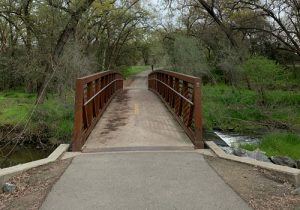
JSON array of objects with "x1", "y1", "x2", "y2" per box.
[
  {"x1": 0, "y1": 90, "x2": 74, "y2": 145},
  {"x1": 240, "y1": 132, "x2": 300, "y2": 160}
]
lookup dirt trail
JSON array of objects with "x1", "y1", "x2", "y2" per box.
[
  {"x1": 0, "y1": 159, "x2": 71, "y2": 210},
  {"x1": 205, "y1": 156, "x2": 300, "y2": 210}
]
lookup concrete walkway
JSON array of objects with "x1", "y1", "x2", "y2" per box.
[
  {"x1": 41, "y1": 71, "x2": 251, "y2": 210},
  {"x1": 82, "y1": 70, "x2": 193, "y2": 152},
  {"x1": 41, "y1": 152, "x2": 250, "y2": 210}
]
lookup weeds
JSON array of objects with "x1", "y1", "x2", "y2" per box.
[
  {"x1": 202, "y1": 85, "x2": 300, "y2": 132},
  {"x1": 240, "y1": 132, "x2": 300, "y2": 160},
  {"x1": 0, "y1": 91, "x2": 74, "y2": 145}
]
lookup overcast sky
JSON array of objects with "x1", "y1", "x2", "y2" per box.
[{"x1": 141, "y1": 0, "x2": 180, "y2": 27}]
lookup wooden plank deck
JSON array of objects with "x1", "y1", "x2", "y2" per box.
[{"x1": 82, "y1": 70, "x2": 193, "y2": 152}]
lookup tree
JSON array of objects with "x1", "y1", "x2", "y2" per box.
[
  {"x1": 232, "y1": 0, "x2": 300, "y2": 57},
  {"x1": 36, "y1": 0, "x2": 96, "y2": 104},
  {"x1": 242, "y1": 55, "x2": 284, "y2": 105},
  {"x1": 0, "y1": 0, "x2": 151, "y2": 102}
]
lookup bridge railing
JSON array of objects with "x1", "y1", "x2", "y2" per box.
[
  {"x1": 148, "y1": 69, "x2": 203, "y2": 148},
  {"x1": 72, "y1": 71, "x2": 123, "y2": 151}
]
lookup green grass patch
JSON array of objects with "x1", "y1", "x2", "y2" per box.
[
  {"x1": 240, "y1": 132, "x2": 300, "y2": 160},
  {"x1": 0, "y1": 91, "x2": 34, "y2": 124},
  {"x1": 202, "y1": 84, "x2": 300, "y2": 132},
  {"x1": 121, "y1": 65, "x2": 149, "y2": 79},
  {"x1": 239, "y1": 143, "x2": 258, "y2": 151},
  {"x1": 0, "y1": 90, "x2": 74, "y2": 144}
]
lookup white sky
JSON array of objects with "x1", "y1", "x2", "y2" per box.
[{"x1": 141, "y1": 0, "x2": 180, "y2": 28}]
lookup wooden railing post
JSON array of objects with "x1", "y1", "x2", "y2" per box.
[
  {"x1": 174, "y1": 78, "x2": 180, "y2": 115},
  {"x1": 169, "y1": 76, "x2": 174, "y2": 108},
  {"x1": 86, "y1": 82, "x2": 94, "y2": 126},
  {"x1": 100, "y1": 77, "x2": 105, "y2": 109},
  {"x1": 193, "y1": 78, "x2": 203, "y2": 149},
  {"x1": 72, "y1": 79, "x2": 84, "y2": 151},
  {"x1": 155, "y1": 73, "x2": 158, "y2": 91},
  {"x1": 72, "y1": 71, "x2": 124, "y2": 151},
  {"x1": 96, "y1": 79, "x2": 101, "y2": 115},
  {"x1": 147, "y1": 69, "x2": 204, "y2": 149},
  {"x1": 120, "y1": 74, "x2": 123, "y2": 89}
]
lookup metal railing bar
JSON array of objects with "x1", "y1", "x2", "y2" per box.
[
  {"x1": 149, "y1": 78, "x2": 194, "y2": 105},
  {"x1": 84, "y1": 79, "x2": 122, "y2": 106}
]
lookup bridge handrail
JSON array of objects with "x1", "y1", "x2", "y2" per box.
[
  {"x1": 148, "y1": 69, "x2": 203, "y2": 148},
  {"x1": 72, "y1": 70, "x2": 123, "y2": 151}
]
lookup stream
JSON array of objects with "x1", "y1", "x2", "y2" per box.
[
  {"x1": 0, "y1": 131, "x2": 262, "y2": 169},
  {"x1": 0, "y1": 145, "x2": 54, "y2": 169},
  {"x1": 214, "y1": 131, "x2": 260, "y2": 147},
  {"x1": 204, "y1": 130, "x2": 261, "y2": 147}
]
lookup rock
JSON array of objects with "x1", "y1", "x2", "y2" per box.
[
  {"x1": 247, "y1": 149, "x2": 271, "y2": 163},
  {"x1": 296, "y1": 160, "x2": 300, "y2": 169},
  {"x1": 270, "y1": 156, "x2": 296, "y2": 168},
  {"x1": 291, "y1": 188, "x2": 300, "y2": 195},
  {"x1": 2, "y1": 182, "x2": 16, "y2": 193},
  {"x1": 221, "y1": 147, "x2": 234, "y2": 154},
  {"x1": 232, "y1": 148, "x2": 271, "y2": 162},
  {"x1": 232, "y1": 148, "x2": 248, "y2": 157}
]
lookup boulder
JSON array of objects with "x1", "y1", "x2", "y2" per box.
[
  {"x1": 232, "y1": 148, "x2": 271, "y2": 162},
  {"x1": 248, "y1": 149, "x2": 271, "y2": 163},
  {"x1": 270, "y1": 156, "x2": 296, "y2": 168},
  {"x1": 296, "y1": 160, "x2": 300, "y2": 169},
  {"x1": 2, "y1": 182, "x2": 16, "y2": 193},
  {"x1": 232, "y1": 148, "x2": 248, "y2": 157}
]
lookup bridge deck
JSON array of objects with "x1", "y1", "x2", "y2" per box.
[
  {"x1": 41, "y1": 152, "x2": 250, "y2": 210},
  {"x1": 82, "y1": 70, "x2": 193, "y2": 152},
  {"x1": 40, "y1": 70, "x2": 251, "y2": 210}
]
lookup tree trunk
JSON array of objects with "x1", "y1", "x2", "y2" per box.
[
  {"x1": 36, "y1": 0, "x2": 95, "y2": 104},
  {"x1": 197, "y1": 0, "x2": 238, "y2": 49}
]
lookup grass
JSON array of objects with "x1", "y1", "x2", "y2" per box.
[
  {"x1": 202, "y1": 84, "x2": 300, "y2": 132},
  {"x1": 121, "y1": 65, "x2": 149, "y2": 79},
  {"x1": 0, "y1": 91, "x2": 35, "y2": 124},
  {"x1": 240, "y1": 132, "x2": 300, "y2": 160},
  {"x1": 0, "y1": 90, "x2": 74, "y2": 144},
  {"x1": 0, "y1": 65, "x2": 299, "y2": 145},
  {"x1": 0, "y1": 65, "x2": 148, "y2": 144},
  {"x1": 239, "y1": 143, "x2": 258, "y2": 151}
]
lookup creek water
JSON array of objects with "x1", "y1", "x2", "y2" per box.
[
  {"x1": 0, "y1": 132, "x2": 260, "y2": 169},
  {"x1": 204, "y1": 131, "x2": 260, "y2": 147},
  {"x1": 214, "y1": 131, "x2": 260, "y2": 147},
  {"x1": 0, "y1": 145, "x2": 54, "y2": 169}
]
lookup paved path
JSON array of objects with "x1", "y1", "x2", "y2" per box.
[
  {"x1": 82, "y1": 70, "x2": 193, "y2": 152},
  {"x1": 41, "y1": 71, "x2": 251, "y2": 210},
  {"x1": 41, "y1": 152, "x2": 250, "y2": 210}
]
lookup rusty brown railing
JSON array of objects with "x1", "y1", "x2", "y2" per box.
[
  {"x1": 72, "y1": 71, "x2": 123, "y2": 151},
  {"x1": 148, "y1": 69, "x2": 203, "y2": 148}
]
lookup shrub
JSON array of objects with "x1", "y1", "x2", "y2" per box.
[{"x1": 242, "y1": 56, "x2": 285, "y2": 105}]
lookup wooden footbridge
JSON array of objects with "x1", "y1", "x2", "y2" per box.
[
  {"x1": 42, "y1": 69, "x2": 251, "y2": 209},
  {"x1": 71, "y1": 69, "x2": 204, "y2": 152}
]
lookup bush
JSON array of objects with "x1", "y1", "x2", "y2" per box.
[
  {"x1": 202, "y1": 83, "x2": 300, "y2": 132},
  {"x1": 202, "y1": 85, "x2": 264, "y2": 131},
  {"x1": 242, "y1": 56, "x2": 285, "y2": 104},
  {"x1": 0, "y1": 91, "x2": 74, "y2": 145}
]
